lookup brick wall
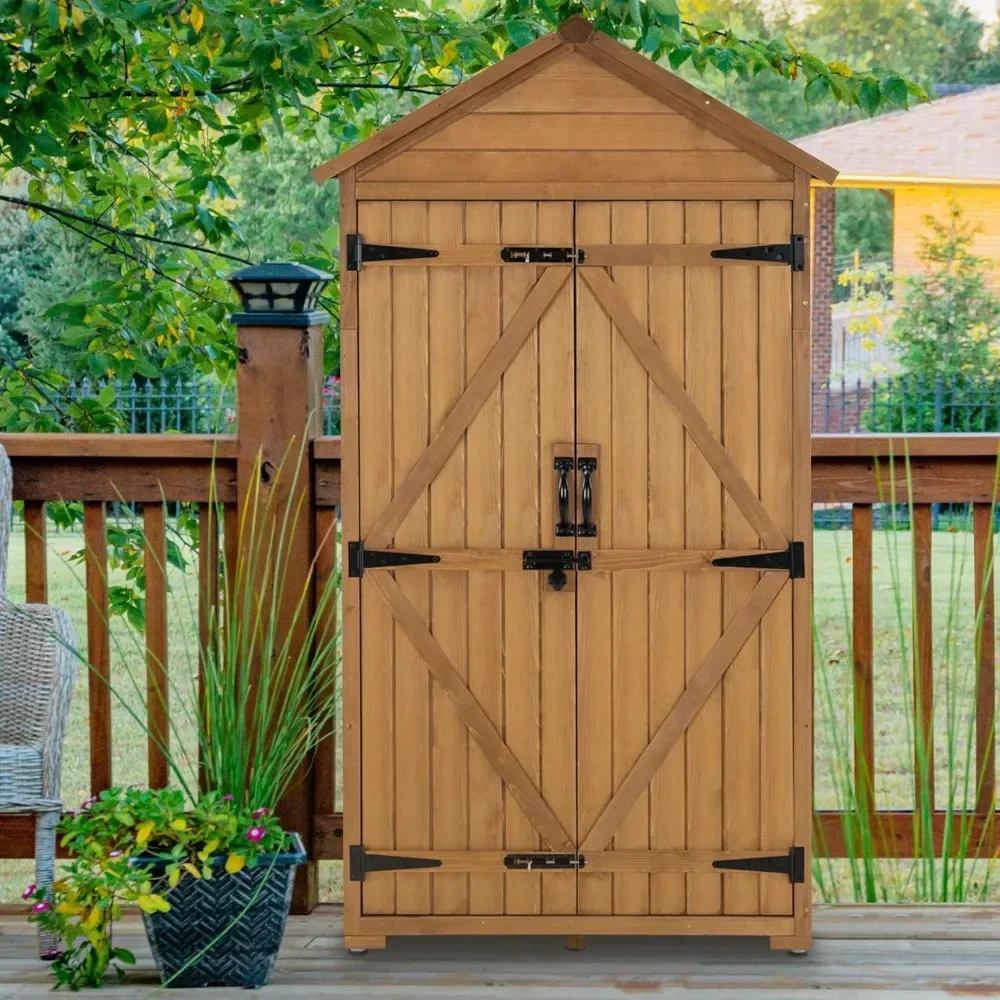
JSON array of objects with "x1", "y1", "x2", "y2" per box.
[{"x1": 811, "y1": 186, "x2": 836, "y2": 386}]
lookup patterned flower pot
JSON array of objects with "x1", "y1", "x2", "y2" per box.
[{"x1": 132, "y1": 834, "x2": 306, "y2": 988}]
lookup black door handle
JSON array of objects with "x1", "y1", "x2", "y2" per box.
[
  {"x1": 578, "y1": 458, "x2": 597, "y2": 537},
  {"x1": 554, "y1": 457, "x2": 574, "y2": 537}
]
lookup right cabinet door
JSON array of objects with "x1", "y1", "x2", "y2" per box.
[{"x1": 574, "y1": 198, "x2": 797, "y2": 919}]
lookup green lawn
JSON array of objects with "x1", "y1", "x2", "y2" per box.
[{"x1": 1, "y1": 522, "x2": 993, "y2": 902}]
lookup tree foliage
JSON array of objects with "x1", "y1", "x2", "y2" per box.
[{"x1": 0, "y1": 0, "x2": 930, "y2": 430}]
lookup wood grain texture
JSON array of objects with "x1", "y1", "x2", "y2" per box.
[
  {"x1": 416, "y1": 113, "x2": 735, "y2": 151},
  {"x1": 721, "y1": 200, "x2": 760, "y2": 916},
  {"x1": 365, "y1": 265, "x2": 569, "y2": 548},
  {"x1": 579, "y1": 266, "x2": 786, "y2": 550},
  {"x1": 83, "y1": 502, "x2": 112, "y2": 795},
  {"x1": 974, "y1": 502, "x2": 996, "y2": 815},
  {"x1": 0, "y1": 433, "x2": 237, "y2": 459},
  {"x1": 912, "y1": 503, "x2": 935, "y2": 818},
  {"x1": 23, "y1": 501, "x2": 47, "y2": 604},
  {"x1": 363, "y1": 151, "x2": 784, "y2": 185},
  {"x1": 338, "y1": 168, "x2": 363, "y2": 934},
  {"x1": 580, "y1": 573, "x2": 788, "y2": 854},
  {"x1": 143, "y1": 503, "x2": 169, "y2": 789},
  {"x1": 356, "y1": 181, "x2": 795, "y2": 201},
  {"x1": 367, "y1": 571, "x2": 574, "y2": 854},
  {"x1": 851, "y1": 504, "x2": 875, "y2": 817}
]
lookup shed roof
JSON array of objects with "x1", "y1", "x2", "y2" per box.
[
  {"x1": 313, "y1": 17, "x2": 837, "y2": 185},
  {"x1": 794, "y1": 85, "x2": 1000, "y2": 187}
]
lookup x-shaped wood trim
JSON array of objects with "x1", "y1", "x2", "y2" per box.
[
  {"x1": 365, "y1": 266, "x2": 572, "y2": 548},
  {"x1": 368, "y1": 571, "x2": 575, "y2": 852},
  {"x1": 579, "y1": 266, "x2": 787, "y2": 551},
  {"x1": 579, "y1": 571, "x2": 788, "y2": 852}
]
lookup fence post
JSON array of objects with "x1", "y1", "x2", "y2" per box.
[{"x1": 228, "y1": 262, "x2": 332, "y2": 915}]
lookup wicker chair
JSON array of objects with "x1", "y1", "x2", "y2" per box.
[{"x1": 0, "y1": 444, "x2": 77, "y2": 958}]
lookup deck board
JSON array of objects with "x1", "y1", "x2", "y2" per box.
[{"x1": 4, "y1": 905, "x2": 1000, "y2": 997}]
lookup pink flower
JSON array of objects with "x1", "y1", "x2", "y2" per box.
[
  {"x1": 222, "y1": 794, "x2": 234, "y2": 802},
  {"x1": 251, "y1": 808, "x2": 269, "y2": 819},
  {"x1": 108, "y1": 850, "x2": 123, "y2": 859},
  {"x1": 80, "y1": 796, "x2": 96, "y2": 810},
  {"x1": 246, "y1": 826, "x2": 265, "y2": 844},
  {"x1": 32, "y1": 901, "x2": 51, "y2": 914},
  {"x1": 21, "y1": 884, "x2": 37, "y2": 900}
]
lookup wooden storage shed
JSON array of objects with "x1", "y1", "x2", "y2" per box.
[{"x1": 315, "y1": 15, "x2": 837, "y2": 953}]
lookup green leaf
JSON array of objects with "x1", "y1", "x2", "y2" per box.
[
  {"x1": 113, "y1": 948, "x2": 136, "y2": 965},
  {"x1": 859, "y1": 77, "x2": 882, "y2": 116},
  {"x1": 668, "y1": 43, "x2": 692, "y2": 70},
  {"x1": 879, "y1": 74, "x2": 908, "y2": 107},
  {"x1": 505, "y1": 19, "x2": 535, "y2": 49},
  {"x1": 803, "y1": 75, "x2": 831, "y2": 107}
]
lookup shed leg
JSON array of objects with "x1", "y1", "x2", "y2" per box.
[
  {"x1": 565, "y1": 935, "x2": 585, "y2": 951},
  {"x1": 346, "y1": 935, "x2": 387, "y2": 954},
  {"x1": 770, "y1": 934, "x2": 811, "y2": 955}
]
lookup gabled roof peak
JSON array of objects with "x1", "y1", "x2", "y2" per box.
[{"x1": 313, "y1": 17, "x2": 837, "y2": 185}]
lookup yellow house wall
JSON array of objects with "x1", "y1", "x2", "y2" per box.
[{"x1": 893, "y1": 185, "x2": 1000, "y2": 289}]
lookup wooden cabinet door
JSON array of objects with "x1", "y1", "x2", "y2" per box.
[
  {"x1": 355, "y1": 200, "x2": 579, "y2": 917},
  {"x1": 574, "y1": 200, "x2": 800, "y2": 919}
]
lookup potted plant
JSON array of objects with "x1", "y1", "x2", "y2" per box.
[{"x1": 25, "y1": 447, "x2": 339, "y2": 989}]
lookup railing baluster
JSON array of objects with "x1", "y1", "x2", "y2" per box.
[
  {"x1": 143, "y1": 503, "x2": 169, "y2": 789},
  {"x1": 912, "y1": 503, "x2": 935, "y2": 816},
  {"x1": 197, "y1": 502, "x2": 219, "y2": 792},
  {"x1": 313, "y1": 507, "x2": 338, "y2": 823},
  {"x1": 974, "y1": 502, "x2": 996, "y2": 815},
  {"x1": 83, "y1": 502, "x2": 112, "y2": 795},
  {"x1": 852, "y1": 503, "x2": 875, "y2": 816},
  {"x1": 23, "y1": 501, "x2": 47, "y2": 604}
]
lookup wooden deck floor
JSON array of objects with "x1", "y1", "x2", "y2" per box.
[{"x1": 4, "y1": 905, "x2": 1000, "y2": 998}]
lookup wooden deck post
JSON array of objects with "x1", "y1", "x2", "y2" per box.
[{"x1": 229, "y1": 263, "x2": 332, "y2": 914}]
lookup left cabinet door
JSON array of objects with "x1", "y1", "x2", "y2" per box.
[{"x1": 354, "y1": 200, "x2": 580, "y2": 919}]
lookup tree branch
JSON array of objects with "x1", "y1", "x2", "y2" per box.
[{"x1": 0, "y1": 195, "x2": 251, "y2": 264}]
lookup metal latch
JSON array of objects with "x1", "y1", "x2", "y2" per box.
[
  {"x1": 504, "y1": 853, "x2": 586, "y2": 871},
  {"x1": 501, "y1": 246, "x2": 586, "y2": 265},
  {"x1": 522, "y1": 549, "x2": 592, "y2": 591}
]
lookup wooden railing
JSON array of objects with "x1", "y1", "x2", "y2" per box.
[
  {"x1": 812, "y1": 434, "x2": 999, "y2": 857},
  {"x1": 1, "y1": 431, "x2": 997, "y2": 883}
]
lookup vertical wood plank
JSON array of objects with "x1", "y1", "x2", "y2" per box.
[
  {"x1": 197, "y1": 502, "x2": 219, "y2": 793},
  {"x1": 339, "y1": 169, "x2": 364, "y2": 933},
  {"x1": 84, "y1": 502, "x2": 112, "y2": 796},
  {"x1": 313, "y1": 507, "x2": 339, "y2": 823},
  {"x1": 721, "y1": 200, "x2": 761, "y2": 916},
  {"x1": 684, "y1": 199, "x2": 723, "y2": 916},
  {"x1": 23, "y1": 501, "x2": 47, "y2": 604},
  {"x1": 537, "y1": 199, "x2": 576, "y2": 916},
  {"x1": 143, "y1": 503, "x2": 169, "y2": 789},
  {"x1": 975, "y1": 502, "x2": 996, "y2": 815},
  {"x1": 759, "y1": 199, "x2": 795, "y2": 917},
  {"x1": 428, "y1": 199, "x2": 469, "y2": 915},
  {"x1": 391, "y1": 199, "x2": 432, "y2": 915},
  {"x1": 609, "y1": 200, "x2": 650, "y2": 917},
  {"x1": 358, "y1": 198, "x2": 396, "y2": 917},
  {"x1": 576, "y1": 200, "x2": 613, "y2": 917},
  {"x1": 464, "y1": 200, "x2": 505, "y2": 916},
  {"x1": 913, "y1": 503, "x2": 934, "y2": 816},
  {"x1": 648, "y1": 200, "x2": 687, "y2": 916},
  {"x1": 852, "y1": 503, "x2": 875, "y2": 817},
  {"x1": 791, "y1": 166, "x2": 814, "y2": 946},
  {"x1": 501, "y1": 200, "x2": 542, "y2": 916}
]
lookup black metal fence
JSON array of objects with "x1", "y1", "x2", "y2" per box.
[
  {"x1": 30, "y1": 376, "x2": 342, "y2": 435},
  {"x1": 813, "y1": 374, "x2": 1000, "y2": 434}
]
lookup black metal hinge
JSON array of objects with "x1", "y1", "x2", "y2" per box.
[
  {"x1": 711, "y1": 235, "x2": 805, "y2": 271},
  {"x1": 713, "y1": 847, "x2": 805, "y2": 884},
  {"x1": 349, "y1": 845, "x2": 442, "y2": 882},
  {"x1": 348, "y1": 541, "x2": 441, "y2": 578},
  {"x1": 345, "y1": 234, "x2": 439, "y2": 271},
  {"x1": 504, "y1": 853, "x2": 586, "y2": 871},
  {"x1": 712, "y1": 541, "x2": 805, "y2": 578},
  {"x1": 501, "y1": 246, "x2": 586, "y2": 265}
]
